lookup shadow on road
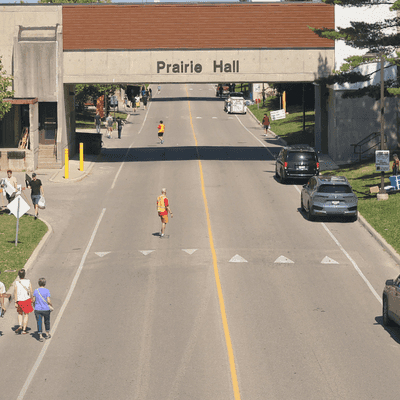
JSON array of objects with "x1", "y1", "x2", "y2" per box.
[{"x1": 99, "y1": 145, "x2": 276, "y2": 163}]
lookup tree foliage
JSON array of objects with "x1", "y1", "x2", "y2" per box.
[
  {"x1": 311, "y1": 0, "x2": 400, "y2": 99},
  {"x1": 0, "y1": 56, "x2": 14, "y2": 121},
  {"x1": 75, "y1": 84, "x2": 120, "y2": 110}
]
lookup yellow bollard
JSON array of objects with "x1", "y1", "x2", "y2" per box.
[
  {"x1": 80, "y1": 142, "x2": 84, "y2": 171},
  {"x1": 65, "y1": 148, "x2": 69, "y2": 179}
]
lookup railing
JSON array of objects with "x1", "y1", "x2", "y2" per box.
[{"x1": 351, "y1": 132, "x2": 387, "y2": 162}]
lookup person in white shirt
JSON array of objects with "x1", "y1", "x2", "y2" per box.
[
  {"x1": 14, "y1": 269, "x2": 33, "y2": 334},
  {"x1": 0, "y1": 271, "x2": 6, "y2": 317}
]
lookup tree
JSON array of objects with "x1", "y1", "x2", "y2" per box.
[
  {"x1": 75, "y1": 84, "x2": 120, "y2": 112},
  {"x1": 310, "y1": 0, "x2": 400, "y2": 99},
  {"x1": 0, "y1": 56, "x2": 14, "y2": 120}
]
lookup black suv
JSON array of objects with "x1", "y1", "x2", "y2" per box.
[{"x1": 275, "y1": 145, "x2": 319, "y2": 183}]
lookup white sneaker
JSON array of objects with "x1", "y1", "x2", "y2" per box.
[{"x1": 160, "y1": 233, "x2": 164, "y2": 237}]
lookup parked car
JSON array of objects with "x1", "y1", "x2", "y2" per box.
[
  {"x1": 301, "y1": 175, "x2": 358, "y2": 221},
  {"x1": 382, "y1": 274, "x2": 400, "y2": 327},
  {"x1": 275, "y1": 144, "x2": 319, "y2": 183}
]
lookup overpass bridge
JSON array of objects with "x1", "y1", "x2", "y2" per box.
[{"x1": 0, "y1": 2, "x2": 334, "y2": 170}]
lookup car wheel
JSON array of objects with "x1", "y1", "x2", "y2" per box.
[
  {"x1": 306, "y1": 203, "x2": 314, "y2": 221},
  {"x1": 349, "y1": 214, "x2": 358, "y2": 222},
  {"x1": 383, "y1": 296, "x2": 393, "y2": 326},
  {"x1": 280, "y1": 170, "x2": 286, "y2": 184},
  {"x1": 275, "y1": 165, "x2": 280, "y2": 180},
  {"x1": 301, "y1": 196, "x2": 305, "y2": 211}
]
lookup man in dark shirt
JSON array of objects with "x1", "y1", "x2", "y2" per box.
[
  {"x1": 28, "y1": 173, "x2": 44, "y2": 220},
  {"x1": 94, "y1": 111, "x2": 101, "y2": 134}
]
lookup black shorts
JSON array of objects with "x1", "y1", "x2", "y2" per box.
[{"x1": 158, "y1": 132, "x2": 164, "y2": 137}]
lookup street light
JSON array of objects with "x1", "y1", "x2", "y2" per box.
[{"x1": 364, "y1": 51, "x2": 388, "y2": 200}]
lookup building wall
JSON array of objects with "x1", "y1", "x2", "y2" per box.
[
  {"x1": 328, "y1": 90, "x2": 398, "y2": 162},
  {"x1": 0, "y1": 5, "x2": 62, "y2": 78},
  {"x1": 318, "y1": 4, "x2": 400, "y2": 161},
  {"x1": 63, "y1": 48, "x2": 334, "y2": 84}
]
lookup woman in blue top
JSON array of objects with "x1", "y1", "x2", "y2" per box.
[{"x1": 33, "y1": 278, "x2": 53, "y2": 342}]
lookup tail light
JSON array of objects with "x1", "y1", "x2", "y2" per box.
[
  {"x1": 284, "y1": 162, "x2": 288, "y2": 168},
  {"x1": 316, "y1": 162, "x2": 320, "y2": 169}
]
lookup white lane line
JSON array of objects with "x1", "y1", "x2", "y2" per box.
[
  {"x1": 95, "y1": 251, "x2": 110, "y2": 257},
  {"x1": 321, "y1": 256, "x2": 339, "y2": 264},
  {"x1": 111, "y1": 103, "x2": 152, "y2": 190},
  {"x1": 293, "y1": 184, "x2": 381, "y2": 303},
  {"x1": 275, "y1": 255, "x2": 294, "y2": 264},
  {"x1": 235, "y1": 115, "x2": 276, "y2": 159},
  {"x1": 321, "y1": 222, "x2": 382, "y2": 303},
  {"x1": 229, "y1": 254, "x2": 248, "y2": 263},
  {"x1": 182, "y1": 249, "x2": 197, "y2": 255},
  {"x1": 17, "y1": 208, "x2": 107, "y2": 400}
]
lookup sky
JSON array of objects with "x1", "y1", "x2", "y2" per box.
[{"x1": 0, "y1": 0, "x2": 236, "y2": 3}]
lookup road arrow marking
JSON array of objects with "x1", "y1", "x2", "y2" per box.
[
  {"x1": 95, "y1": 252, "x2": 110, "y2": 257},
  {"x1": 321, "y1": 256, "x2": 339, "y2": 264},
  {"x1": 139, "y1": 250, "x2": 155, "y2": 256},
  {"x1": 274, "y1": 256, "x2": 294, "y2": 264},
  {"x1": 229, "y1": 254, "x2": 248, "y2": 263},
  {"x1": 182, "y1": 249, "x2": 197, "y2": 255}
]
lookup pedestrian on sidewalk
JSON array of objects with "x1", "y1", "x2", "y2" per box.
[
  {"x1": 94, "y1": 111, "x2": 102, "y2": 134},
  {"x1": 157, "y1": 85, "x2": 161, "y2": 94},
  {"x1": 157, "y1": 188, "x2": 173, "y2": 237},
  {"x1": 392, "y1": 153, "x2": 399, "y2": 176},
  {"x1": 262, "y1": 113, "x2": 270, "y2": 135},
  {"x1": 33, "y1": 278, "x2": 53, "y2": 342},
  {"x1": 148, "y1": 87, "x2": 152, "y2": 100},
  {"x1": 0, "y1": 271, "x2": 6, "y2": 318},
  {"x1": 28, "y1": 173, "x2": 44, "y2": 220},
  {"x1": 14, "y1": 269, "x2": 33, "y2": 335},
  {"x1": 116, "y1": 117, "x2": 124, "y2": 139},
  {"x1": 106, "y1": 114, "x2": 113, "y2": 138},
  {"x1": 142, "y1": 94, "x2": 148, "y2": 110},
  {"x1": 158, "y1": 120, "x2": 165, "y2": 144},
  {"x1": 134, "y1": 95, "x2": 140, "y2": 112},
  {"x1": 1, "y1": 169, "x2": 18, "y2": 204}
]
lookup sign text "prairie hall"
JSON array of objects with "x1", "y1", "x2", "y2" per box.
[{"x1": 157, "y1": 60, "x2": 240, "y2": 74}]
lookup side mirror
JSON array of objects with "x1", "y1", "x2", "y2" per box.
[{"x1": 385, "y1": 279, "x2": 394, "y2": 286}]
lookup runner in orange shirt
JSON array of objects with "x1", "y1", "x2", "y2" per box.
[{"x1": 157, "y1": 188, "x2": 173, "y2": 237}]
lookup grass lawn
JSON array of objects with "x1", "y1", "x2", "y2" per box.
[
  {"x1": 0, "y1": 213, "x2": 48, "y2": 290},
  {"x1": 321, "y1": 163, "x2": 400, "y2": 255},
  {"x1": 248, "y1": 97, "x2": 315, "y2": 146},
  {"x1": 76, "y1": 108, "x2": 128, "y2": 130}
]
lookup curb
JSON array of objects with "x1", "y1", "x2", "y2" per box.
[
  {"x1": 2, "y1": 217, "x2": 53, "y2": 313},
  {"x1": 357, "y1": 213, "x2": 400, "y2": 265}
]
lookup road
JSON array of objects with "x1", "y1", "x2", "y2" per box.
[{"x1": 2, "y1": 83, "x2": 400, "y2": 400}]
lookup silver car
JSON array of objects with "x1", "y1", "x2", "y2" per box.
[{"x1": 301, "y1": 176, "x2": 358, "y2": 221}]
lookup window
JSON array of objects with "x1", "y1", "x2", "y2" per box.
[
  {"x1": 318, "y1": 185, "x2": 352, "y2": 194},
  {"x1": 287, "y1": 152, "x2": 316, "y2": 162}
]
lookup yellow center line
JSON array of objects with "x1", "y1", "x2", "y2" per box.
[{"x1": 185, "y1": 85, "x2": 241, "y2": 400}]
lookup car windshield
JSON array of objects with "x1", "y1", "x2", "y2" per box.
[
  {"x1": 318, "y1": 185, "x2": 352, "y2": 193},
  {"x1": 287, "y1": 152, "x2": 316, "y2": 162}
]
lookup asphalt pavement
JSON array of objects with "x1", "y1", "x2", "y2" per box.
[{"x1": 1, "y1": 84, "x2": 400, "y2": 400}]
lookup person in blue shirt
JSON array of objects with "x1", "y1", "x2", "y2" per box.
[{"x1": 33, "y1": 278, "x2": 53, "y2": 342}]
